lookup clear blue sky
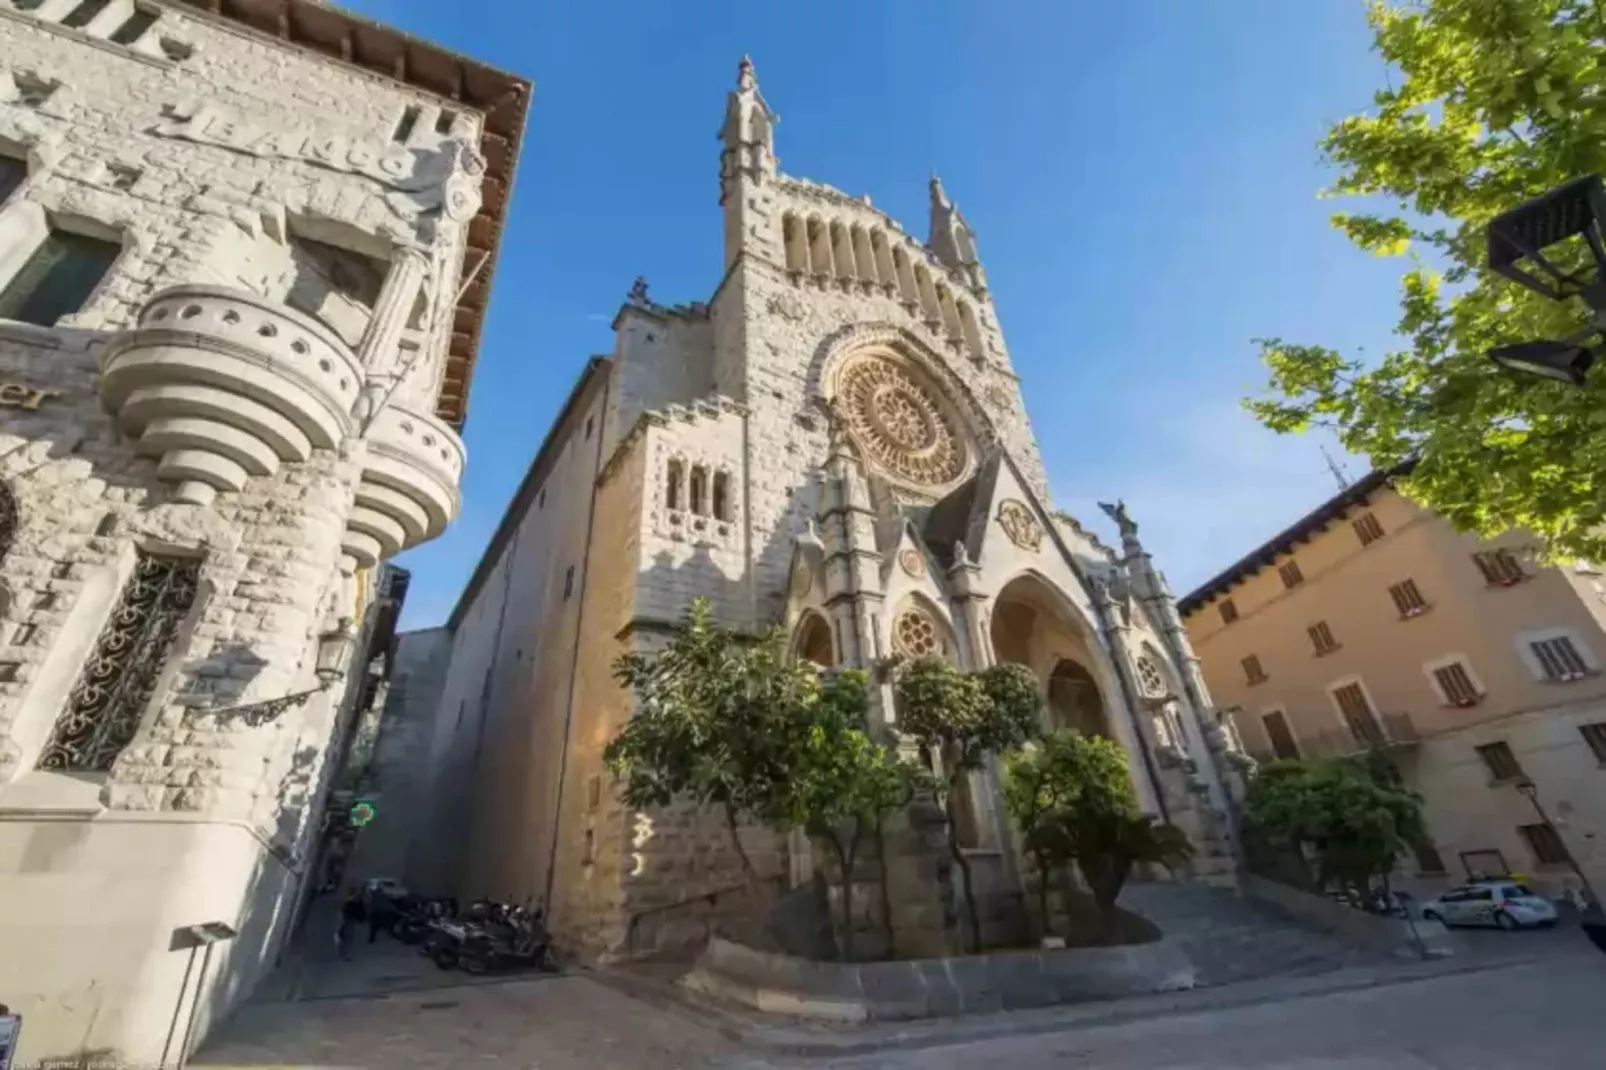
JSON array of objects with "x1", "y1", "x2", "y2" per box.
[{"x1": 344, "y1": 0, "x2": 1407, "y2": 630}]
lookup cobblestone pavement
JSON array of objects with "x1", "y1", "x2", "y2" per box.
[
  {"x1": 800, "y1": 945, "x2": 1606, "y2": 1069},
  {"x1": 197, "y1": 973, "x2": 748, "y2": 1070}
]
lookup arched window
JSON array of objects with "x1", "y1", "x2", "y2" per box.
[
  {"x1": 830, "y1": 221, "x2": 856, "y2": 281},
  {"x1": 851, "y1": 226, "x2": 876, "y2": 282},
  {"x1": 807, "y1": 217, "x2": 832, "y2": 276},
  {"x1": 892, "y1": 246, "x2": 918, "y2": 304},
  {"x1": 871, "y1": 230, "x2": 896, "y2": 289},
  {"x1": 665, "y1": 459, "x2": 684, "y2": 511},
  {"x1": 914, "y1": 264, "x2": 940, "y2": 322},
  {"x1": 782, "y1": 214, "x2": 806, "y2": 273},
  {"x1": 711, "y1": 471, "x2": 731, "y2": 521},
  {"x1": 957, "y1": 300, "x2": 984, "y2": 355},
  {"x1": 936, "y1": 282, "x2": 963, "y2": 339},
  {"x1": 688, "y1": 466, "x2": 708, "y2": 516},
  {"x1": 793, "y1": 612, "x2": 834, "y2": 667}
]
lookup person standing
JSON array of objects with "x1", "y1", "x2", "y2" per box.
[{"x1": 336, "y1": 891, "x2": 365, "y2": 960}]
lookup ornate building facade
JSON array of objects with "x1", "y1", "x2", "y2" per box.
[
  {"x1": 432, "y1": 58, "x2": 1247, "y2": 962},
  {"x1": 0, "y1": 0, "x2": 526, "y2": 1062}
]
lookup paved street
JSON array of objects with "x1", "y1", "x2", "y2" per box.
[{"x1": 197, "y1": 928, "x2": 1605, "y2": 1070}]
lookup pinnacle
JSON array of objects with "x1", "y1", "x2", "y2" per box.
[{"x1": 737, "y1": 54, "x2": 757, "y2": 91}]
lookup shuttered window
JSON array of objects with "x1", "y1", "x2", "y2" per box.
[
  {"x1": 1388, "y1": 579, "x2": 1428, "y2": 617},
  {"x1": 1353, "y1": 513, "x2": 1384, "y2": 546},
  {"x1": 1473, "y1": 549, "x2": 1525, "y2": 586},
  {"x1": 1333, "y1": 682, "x2": 1382, "y2": 746},
  {"x1": 1531, "y1": 636, "x2": 1589, "y2": 681},
  {"x1": 1433, "y1": 662, "x2": 1481, "y2": 706},
  {"x1": 1308, "y1": 621, "x2": 1338, "y2": 656},
  {"x1": 1261, "y1": 710, "x2": 1299, "y2": 760}
]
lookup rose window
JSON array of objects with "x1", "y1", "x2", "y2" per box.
[
  {"x1": 893, "y1": 608, "x2": 943, "y2": 658},
  {"x1": 838, "y1": 356, "x2": 966, "y2": 487}
]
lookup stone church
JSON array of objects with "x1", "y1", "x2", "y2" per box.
[
  {"x1": 0, "y1": 0, "x2": 526, "y2": 1063},
  {"x1": 428, "y1": 57, "x2": 1251, "y2": 962}
]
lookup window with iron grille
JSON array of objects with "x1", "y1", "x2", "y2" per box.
[
  {"x1": 1388, "y1": 579, "x2": 1428, "y2": 617},
  {"x1": 1475, "y1": 741, "x2": 1523, "y2": 781},
  {"x1": 1308, "y1": 621, "x2": 1338, "y2": 656},
  {"x1": 1518, "y1": 822, "x2": 1571, "y2": 866},
  {"x1": 1579, "y1": 722, "x2": 1606, "y2": 763},
  {"x1": 1332, "y1": 682, "x2": 1382, "y2": 746},
  {"x1": 1472, "y1": 548, "x2": 1525, "y2": 586},
  {"x1": 1433, "y1": 661, "x2": 1481, "y2": 707},
  {"x1": 1218, "y1": 598, "x2": 1239, "y2": 625},
  {"x1": 1241, "y1": 654, "x2": 1267, "y2": 685},
  {"x1": 1278, "y1": 560, "x2": 1304, "y2": 589},
  {"x1": 1531, "y1": 636, "x2": 1590, "y2": 681},
  {"x1": 1353, "y1": 512, "x2": 1385, "y2": 546},
  {"x1": 1261, "y1": 710, "x2": 1300, "y2": 760}
]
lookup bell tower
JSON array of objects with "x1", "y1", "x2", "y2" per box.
[
  {"x1": 927, "y1": 174, "x2": 988, "y2": 295},
  {"x1": 718, "y1": 55, "x2": 779, "y2": 272}
]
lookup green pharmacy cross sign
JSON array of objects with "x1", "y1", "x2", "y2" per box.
[{"x1": 349, "y1": 801, "x2": 377, "y2": 827}]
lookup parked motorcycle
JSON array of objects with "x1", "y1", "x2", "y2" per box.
[{"x1": 458, "y1": 906, "x2": 558, "y2": 974}]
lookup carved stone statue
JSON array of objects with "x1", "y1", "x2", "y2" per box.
[
  {"x1": 1098, "y1": 499, "x2": 1138, "y2": 539},
  {"x1": 628, "y1": 276, "x2": 649, "y2": 303},
  {"x1": 952, "y1": 540, "x2": 971, "y2": 568}
]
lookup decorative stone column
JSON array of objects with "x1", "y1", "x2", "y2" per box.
[{"x1": 353, "y1": 247, "x2": 430, "y2": 425}]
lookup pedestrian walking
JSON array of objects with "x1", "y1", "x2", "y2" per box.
[{"x1": 335, "y1": 890, "x2": 364, "y2": 960}]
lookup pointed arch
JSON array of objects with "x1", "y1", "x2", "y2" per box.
[
  {"x1": 830, "y1": 221, "x2": 856, "y2": 281},
  {"x1": 892, "y1": 245, "x2": 918, "y2": 304},
  {"x1": 935, "y1": 281, "x2": 962, "y2": 339},
  {"x1": 957, "y1": 300, "x2": 984, "y2": 356},
  {"x1": 807, "y1": 215, "x2": 831, "y2": 276},
  {"x1": 870, "y1": 229, "x2": 896, "y2": 289},
  {"x1": 888, "y1": 591, "x2": 957, "y2": 661},
  {"x1": 914, "y1": 263, "x2": 940, "y2": 322},
  {"x1": 665, "y1": 457, "x2": 685, "y2": 511},
  {"x1": 851, "y1": 225, "x2": 876, "y2": 282},
  {"x1": 792, "y1": 610, "x2": 835, "y2": 667},
  {"x1": 711, "y1": 470, "x2": 731, "y2": 522},
  {"x1": 688, "y1": 465, "x2": 708, "y2": 516}
]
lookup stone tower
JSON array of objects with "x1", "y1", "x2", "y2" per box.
[
  {"x1": 438, "y1": 58, "x2": 1245, "y2": 962},
  {"x1": 0, "y1": 1, "x2": 527, "y2": 1062}
]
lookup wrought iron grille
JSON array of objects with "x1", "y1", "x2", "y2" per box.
[{"x1": 36, "y1": 551, "x2": 201, "y2": 772}]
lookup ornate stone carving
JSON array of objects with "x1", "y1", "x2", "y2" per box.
[
  {"x1": 837, "y1": 353, "x2": 966, "y2": 487},
  {"x1": 1135, "y1": 655, "x2": 1167, "y2": 698},
  {"x1": 440, "y1": 142, "x2": 487, "y2": 223},
  {"x1": 154, "y1": 100, "x2": 416, "y2": 185},
  {"x1": 767, "y1": 290, "x2": 805, "y2": 322},
  {"x1": 983, "y1": 383, "x2": 1012, "y2": 409},
  {"x1": 1099, "y1": 499, "x2": 1138, "y2": 539},
  {"x1": 898, "y1": 548, "x2": 925, "y2": 578},
  {"x1": 791, "y1": 556, "x2": 813, "y2": 595},
  {"x1": 892, "y1": 607, "x2": 943, "y2": 658},
  {"x1": 997, "y1": 499, "x2": 1042, "y2": 552}
]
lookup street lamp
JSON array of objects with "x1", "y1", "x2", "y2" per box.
[
  {"x1": 212, "y1": 621, "x2": 357, "y2": 727},
  {"x1": 1485, "y1": 174, "x2": 1606, "y2": 383}
]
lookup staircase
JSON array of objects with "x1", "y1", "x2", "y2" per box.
[{"x1": 1118, "y1": 880, "x2": 1386, "y2": 986}]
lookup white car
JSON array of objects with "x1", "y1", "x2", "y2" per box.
[{"x1": 1421, "y1": 880, "x2": 1559, "y2": 930}]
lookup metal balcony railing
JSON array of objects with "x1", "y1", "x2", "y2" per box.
[{"x1": 1249, "y1": 712, "x2": 1420, "y2": 764}]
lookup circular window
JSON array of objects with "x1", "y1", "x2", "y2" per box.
[
  {"x1": 837, "y1": 354, "x2": 967, "y2": 487},
  {"x1": 893, "y1": 607, "x2": 944, "y2": 659}
]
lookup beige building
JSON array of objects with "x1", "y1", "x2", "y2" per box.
[
  {"x1": 427, "y1": 58, "x2": 1256, "y2": 966},
  {"x1": 0, "y1": 0, "x2": 526, "y2": 1063},
  {"x1": 1180, "y1": 462, "x2": 1606, "y2": 903}
]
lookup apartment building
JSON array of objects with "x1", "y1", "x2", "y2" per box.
[{"x1": 1180, "y1": 463, "x2": 1606, "y2": 902}]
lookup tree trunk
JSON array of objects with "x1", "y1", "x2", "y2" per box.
[
  {"x1": 826, "y1": 834, "x2": 855, "y2": 962},
  {"x1": 723, "y1": 801, "x2": 758, "y2": 886},
  {"x1": 1034, "y1": 850, "x2": 1054, "y2": 938},
  {"x1": 875, "y1": 816, "x2": 896, "y2": 959},
  {"x1": 944, "y1": 774, "x2": 982, "y2": 953}
]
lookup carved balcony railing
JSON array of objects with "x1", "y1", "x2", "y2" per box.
[
  {"x1": 100, "y1": 284, "x2": 362, "y2": 505},
  {"x1": 343, "y1": 401, "x2": 464, "y2": 568}
]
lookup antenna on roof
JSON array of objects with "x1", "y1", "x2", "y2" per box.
[{"x1": 1320, "y1": 444, "x2": 1351, "y2": 492}]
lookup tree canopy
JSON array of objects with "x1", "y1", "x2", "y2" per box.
[{"x1": 1247, "y1": 0, "x2": 1606, "y2": 562}]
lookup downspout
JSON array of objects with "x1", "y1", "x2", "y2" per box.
[{"x1": 544, "y1": 371, "x2": 612, "y2": 912}]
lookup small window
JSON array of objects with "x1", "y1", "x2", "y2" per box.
[
  {"x1": 1353, "y1": 512, "x2": 1385, "y2": 546},
  {"x1": 1531, "y1": 636, "x2": 1590, "y2": 681},
  {"x1": 1475, "y1": 741, "x2": 1523, "y2": 781},
  {"x1": 1307, "y1": 621, "x2": 1338, "y2": 656},
  {"x1": 1433, "y1": 661, "x2": 1482, "y2": 707},
  {"x1": 1241, "y1": 654, "x2": 1267, "y2": 686},
  {"x1": 61, "y1": 0, "x2": 110, "y2": 29},
  {"x1": 585, "y1": 416, "x2": 594, "y2": 440},
  {"x1": 436, "y1": 108, "x2": 457, "y2": 135},
  {"x1": 711, "y1": 472, "x2": 730, "y2": 521},
  {"x1": 1278, "y1": 560, "x2": 1304, "y2": 589},
  {"x1": 1388, "y1": 578, "x2": 1428, "y2": 617},
  {"x1": 582, "y1": 828, "x2": 595, "y2": 865},
  {"x1": 689, "y1": 466, "x2": 708, "y2": 516},
  {"x1": 109, "y1": 6, "x2": 157, "y2": 44},
  {"x1": 394, "y1": 105, "x2": 422, "y2": 144},
  {"x1": 1413, "y1": 839, "x2": 1447, "y2": 874},
  {"x1": 563, "y1": 565, "x2": 575, "y2": 601},
  {"x1": 1261, "y1": 710, "x2": 1300, "y2": 760},
  {"x1": 1579, "y1": 722, "x2": 1606, "y2": 763},
  {"x1": 0, "y1": 157, "x2": 24, "y2": 207},
  {"x1": 1218, "y1": 599, "x2": 1239, "y2": 625},
  {"x1": 1518, "y1": 823, "x2": 1570, "y2": 866},
  {"x1": 0, "y1": 229, "x2": 120, "y2": 327},
  {"x1": 1473, "y1": 548, "x2": 1525, "y2": 586},
  {"x1": 665, "y1": 460, "x2": 683, "y2": 511}
]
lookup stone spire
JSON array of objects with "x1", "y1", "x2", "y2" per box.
[
  {"x1": 927, "y1": 171, "x2": 987, "y2": 293},
  {"x1": 718, "y1": 53, "x2": 777, "y2": 205}
]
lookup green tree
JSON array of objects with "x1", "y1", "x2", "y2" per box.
[
  {"x1": 604, "y1": 598, "x2": 817, "y2": 884},
  {"x1": 895, "y1": 658, "x2": 1042, "y2": 951},
  {"x1": 1247, "y1": 0, "x2": 1606, "y2": 563},
  {"x1": 1243, "y1": 754, "x2": 1428, "y2": 902},
  {"x1": 772, "y1": 669, "x2": 918, "y2": 961},
  {"x1": 1005, "y1": 732, "x2": 1193, "y2": 939}
]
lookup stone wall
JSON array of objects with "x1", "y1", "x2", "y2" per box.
[{"x1": 0, "y1": 4, "x2": 494, "y2": 1063}]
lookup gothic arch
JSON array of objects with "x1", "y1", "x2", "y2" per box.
[
  {"x1": 887, "y1": 592, "x2": 957, "y2": 662},
  {"x1": 791, "y1": 610, "x2": 834, "y2": 667}
]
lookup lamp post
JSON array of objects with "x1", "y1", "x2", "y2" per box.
[
  {"x1": 1513, "y1": 778, "x2": 1606, "y2": 953},
  {"x1": 1485, "y1": 174, "x2": 1606, "y2": 383},
  {"x1": 209, "y1": 622, "x2": 356, "y2": 727}
]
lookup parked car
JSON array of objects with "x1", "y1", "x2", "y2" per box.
[{"x1": 1421, "y1": 880, "x2": 1559, "y2": 930}]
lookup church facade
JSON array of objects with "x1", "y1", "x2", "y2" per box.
[
  {"x1": 431, "y1": 58, "x2": 1248, "y2": 961},
  {"x1": 0, "y1": 0, "x2": 526, "y2": 1062}
]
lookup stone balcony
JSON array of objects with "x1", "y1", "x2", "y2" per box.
[
  {"x1": 100, "y1": 285, "x2": 362, "y2": 505},
  {"x1": 343, "y1": 401, "x2": 464, "y2": 569}
]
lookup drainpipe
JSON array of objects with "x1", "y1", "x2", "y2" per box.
[{"x1": 544, "y1": 371, "x2": 612, "y2": 914}]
